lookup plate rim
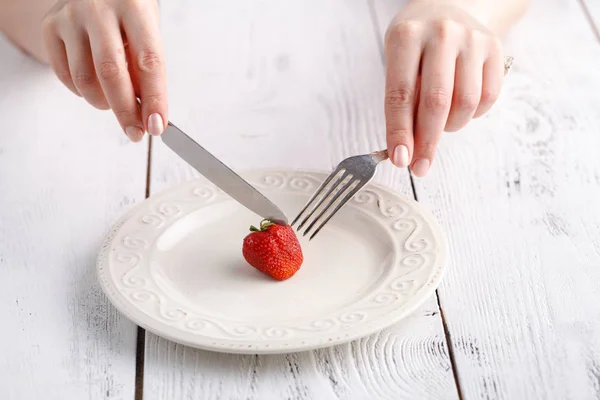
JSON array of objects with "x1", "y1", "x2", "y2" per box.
[{"x1": 97, "y1": 168, "x2": 448, "y2": 354}]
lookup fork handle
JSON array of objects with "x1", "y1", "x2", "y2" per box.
[{"x1": 369, "y1": 149, "x2": 389, "y2": 163}]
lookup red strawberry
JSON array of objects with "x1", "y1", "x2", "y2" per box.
[{"x1": 242, "y1": 220, "x2": 304, "y2": 281}]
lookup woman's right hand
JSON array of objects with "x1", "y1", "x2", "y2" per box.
[{"x1": 42, "y1": 0, "x2": 167, "y2": 142}]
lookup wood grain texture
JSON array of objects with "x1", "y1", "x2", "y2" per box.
[
  {"x1": 0, "y1": 37, "x2": 142, "y2": 399},
  {"x1": 144, "y1": 1, "x2": 458, "y2": 399},
  {"x1": 371, "y1": 0, "x2": 600, "y2": 398},
  {"x1": 144, "y1": 297, "x2": 453, "y2": 400}
]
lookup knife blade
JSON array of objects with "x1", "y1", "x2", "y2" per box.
[{"x1": 161, "y1": 122, "x2": 288, "y2": 225}]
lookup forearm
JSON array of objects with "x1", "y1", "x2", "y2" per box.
[
  {"x1": 0, "y1": 0, "x2": 57, "y2": 63},
  {"x1": 407, "y1": 0, "x2": 531, "y2": 35}
]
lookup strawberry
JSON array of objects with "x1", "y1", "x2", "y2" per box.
[{"x1": 242, "y1": 219, "x2": 304, "y2": 281}]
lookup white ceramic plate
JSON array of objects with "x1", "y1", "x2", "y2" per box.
[{"x1": 97, "y1": 169, "x2": 447, "y2": 354}]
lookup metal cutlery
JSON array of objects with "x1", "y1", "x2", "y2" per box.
[
  {"x1": 161, "y1": 122, "x2": 289, "y2": 225},
  {"x1": 291, "y1": 149, "x2": 389, "y2": 239}
]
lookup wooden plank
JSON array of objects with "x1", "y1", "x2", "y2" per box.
[
  {"x1": 143, "y1": 0, "x2": 458, "y2": 399},
  {"x1": 0, "y1": 37, "x2": 143, "y2": 399},
  {"x1": 372, "y1": 0, "x2": 600, "y2": 398}
]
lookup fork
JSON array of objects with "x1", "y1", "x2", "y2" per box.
[{"x1": 291, "y1": 149, "x2": 389, "y2": 240}]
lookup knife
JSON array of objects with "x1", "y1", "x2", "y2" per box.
[{"x1": 161, "y1": 122, "x2": 288, "y2": 225}]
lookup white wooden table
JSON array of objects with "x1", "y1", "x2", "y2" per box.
[{"x1": 2, "y1": 0, "x2": 600, "y2": 398}]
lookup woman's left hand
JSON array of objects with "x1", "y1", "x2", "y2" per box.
[{"x1": 384, "y1": 1, "x2": 505, "y2": 176}]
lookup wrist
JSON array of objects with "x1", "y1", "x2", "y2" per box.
[{"x1": 404, "y1": 0, "x2": 494, "y2": 29}]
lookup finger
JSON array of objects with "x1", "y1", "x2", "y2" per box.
[
  {"x1": 122, "y1": 3, "x2": 167, "y2": 136},
  {"x1": 413, "y1": 30, "x2": 457, "y2": 177},
  {"x1": 474, "y1": 41, "x2": 503, "y2": 118},
  {"x1": 88, "y1": 15, "x2": 144, "y2": 142},
  {"x1": 41, "y1": 17, "x2": 80, "y2": 96},
  {"x1": 445, "y1": 51, "x2": 482, "y2": 132},
  {"x1": 125, "y1": 42, "x2": 141, "y2": 94},
  {"x1": 384, "y1": 21, "x2": 423, "y2": 168},
  {"x1": 61, "y1": 26, "x2": 110, "y2": 110}
]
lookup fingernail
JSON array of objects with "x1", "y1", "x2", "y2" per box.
[
  {"x1": 411, "y1": 158, "x2": 430, "y2": 177},
  {"x1": 125, "y1": 126, "x2": 144, "y2": 142},
  {"x1": 393, "y1": 145, "x2": 410, "y2": 168},
  {"x1": 148, "y1": 113, "x2": 164, "y2": 136}
]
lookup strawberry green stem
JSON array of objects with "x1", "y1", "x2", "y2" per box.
[
  {"x1": 260, "y1": 219, "x2": 275, "y2": 230},
  {"x1": 249, "y1": 219, "x2": 275, "y2": 232}
]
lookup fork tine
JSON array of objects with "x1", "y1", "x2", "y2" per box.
[
  {"x1": 308, "y1": 181, "x2": 367, "y2": 240},
  {"x1": 291, "y1": 167, "x2": 344, "y2": 226},
  {"x1": 303, "y1": 177, "x2": 359, "y2": 237},
  {"x1": 296, "y1": 171, "x2": 352, "y2": 230}
]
